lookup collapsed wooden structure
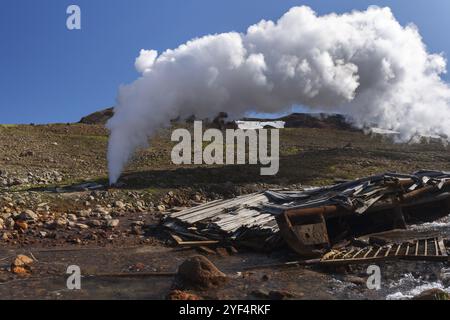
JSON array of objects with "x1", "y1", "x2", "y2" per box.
[{"x1": 163, "y1": 170, "x2": 450, "y2": 262}]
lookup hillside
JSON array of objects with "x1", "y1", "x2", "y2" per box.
[{"x1": 0, "y1": 118, "x2": 449, "y2": 298}]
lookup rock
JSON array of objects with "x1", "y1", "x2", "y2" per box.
[
  {"x1": 15, "y1": 220, "x2": 28, "y2": 230},
  {"x1": 131, "y1": 221, "x2": 144, "y2": 227},
  {"x1": 130, "y1": 225, "x2": 142, "y2": 235},
  {"x1": 77, "y1": 209, "x2": 91, "y2": 217},
  {"x1": 75, "y1": 223, "x2": 89, "y2": 230},
  {"x1": 176, "y1": 255, "x2": 228, "y2": 289},
  {"x1": 54, "y1": 218, "x2": 67, "y2": 227},
  {"x1": 2, "y1": 232, "x2": 11, "y2": 240},
  {"x1": 157, "y1": 205, "x2": 166, "y2": 212},
  {"x1": 4, "y1": 218, "x2": 14, "y2": 229},
  {"x1": 412, "y1": 288, "x2": 450, "y2": 300},
  {"x1": 19, "y1": 209, "x2": 38, "y2": 222},
  {"x1": 343, "y1": 275, "x2": 366, "y2": 286},
  {"x1": 106, "y1": 219, "x2": 120, "y2": 228},
  {"x1": 167, "y1": 290, "x2": 202, "y2": 300},
  {"x1": 67, "y1": 214, "x2": 77, "y2": 221},
  {"x1": 88, "y1": 220, "x2": 102, "y2": 227},
  {"x1": 11, "y1": 254, "x2": 33, "y2": 275},
  {"x1": 114, "y1": 201, "x2": 125, "y2": 209},
  {"x1": 13, "y1": 254, "x2": 33, "y2": 266},
  {"x1": 440, "y1": 268, "x2": 450, "y2": 287}
]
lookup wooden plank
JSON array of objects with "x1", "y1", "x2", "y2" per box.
[
  {"x1": 384, "y1": 246, "x2": 392, "y2": 257},
  {"x1": 176, "y1": 240, "x2": 219, "y2": 246},
  {"x1": 373, "y1": 247, "x2": 382, "y2": 258},
  {"x1": 352, "y1": 248, "x2": 366, "y2": 259},
  {"x1": 395, "y1": 243, "x2": 402, "y2": 256},
  {"x1": 342, "y1": 249, "x2": 355, "y2": 259},
  {"x1": 363, "y1": 248, "x2": 373, "y2": 258},
  {"x1": 438, "y1": 238, "x2": 447, "y2": 257}
]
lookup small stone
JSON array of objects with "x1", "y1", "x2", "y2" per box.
[
  {"x1": 88, "y1": 220, "x2": 102, "y2": 227},
  {"x1": 15, "y1": 220, "x2": 28, "y2": 230},
  {"x1": 131, "y1": 221, "x2": 144, "y2": 227},
  {"x1": 157, "y1": 205, "x2": 166, "y2": 212},
  {"x1": 2, "y1": 232, "x2": 11, "y2": 240},
  {"x1": 54, "y1": 218, "x2": 67, "y2": 227},
  {"x1": 67, "y1": 214, "x2": 77, "y2": 221},
  {"x1": 114, "y1": 201, "x2": 125, "y2": 209},
  {"x1": 4, "y1": 218, "x2": 14, "y2": 229},
  {"x1": 106, "y1": 219, "x2": 120, "y2": 228},
  {"x1": 76, "y1": 223, "x2": 89, "y2": 230},
  {"x1": 19, "y1": 209, "x2": 38, "y2": 222},
  {"x1": 12, "y1": 254, "x2": 34, "y2": 274}
]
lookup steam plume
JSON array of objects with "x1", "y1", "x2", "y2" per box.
[{"x1": 107, "y1": 6, "x2": 450, "y2": 184}]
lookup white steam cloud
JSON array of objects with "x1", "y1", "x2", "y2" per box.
[{"x1": 107, "y1": 6, "x2": 450, "y2": 184}]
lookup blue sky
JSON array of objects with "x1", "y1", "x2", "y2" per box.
[{"x1": 1, "y1": 0, "x2": 450, "y2": 124}]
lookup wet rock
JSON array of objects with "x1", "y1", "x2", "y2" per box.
[
  {"x1": 167, "y1": 290, "x2": 202, "y2": 300},
  {"x1": 176, "y1": 255, "x2": 228, "y2": 289},
  {"x1": 412, "y1": 288, "x2": 450, "y2": 300}
]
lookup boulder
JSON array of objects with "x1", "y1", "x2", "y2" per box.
[{"x1": 176, "y1": 255, "x2": 227, "y2": 289}]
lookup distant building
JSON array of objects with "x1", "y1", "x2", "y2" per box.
[{"x1": 235, "y1": 120, "x2": 285, "y2": 130}]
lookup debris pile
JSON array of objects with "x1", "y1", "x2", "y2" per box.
[{"x1": 164, "y1": 170, "x2": 450, "y2": 262}]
